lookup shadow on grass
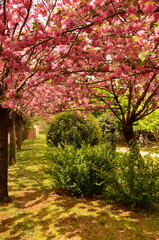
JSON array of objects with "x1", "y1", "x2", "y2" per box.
[{"x1": 1, "y1": 186, "x2": 159, "y2": 240}]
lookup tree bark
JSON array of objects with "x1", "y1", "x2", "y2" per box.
[
  {"x1": 9, "y1": 112, "x2": 16, "y2": 165},
  {"x1": 15, "y1": 114, "x2": 28, "y2": 150},
  {"x1": 15, "y1": 115, "x2": 23, "y2": 151},
  {"x1": 0, "y1": 106, "x2": 11, "y2": 202},
  {"x1": 122, "y1": 121, "x2": 141, "y2": 157},
  {"x1": 122, "y1": 122, "x2": 134, "y2": 145}
]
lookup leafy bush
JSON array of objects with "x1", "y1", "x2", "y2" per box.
[
  {"x1": 46, "y1": 144, "x2": 159, "y2": 209},
  {"x1": 104, "y1": 150, "x2": 159, "y2": 209},
  {"x1": 46, "y1": 112, "x2": 101, "y2": 148},
  {"x1": 46, "y1": 144, "x2": 114, "y2": 197}
]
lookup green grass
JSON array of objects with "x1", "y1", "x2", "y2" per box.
[{"x1": 0, "y1": 134, "x2": 159, "y2": 240}]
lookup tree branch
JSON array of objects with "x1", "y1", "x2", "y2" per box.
[{"x1": 17, "y1": 0, "x2": 33, "y2": 40}]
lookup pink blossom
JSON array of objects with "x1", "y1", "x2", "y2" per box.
[
  {"x1": 133, "y1": 23, "x2": 143, "y2": 32},
  {"x1": 6, "y1": 89, "x2": 16, "y2": 98},
  {"x1": 90, "y1": 0, "x2": 102, "y2": 7},
  {"x1": 114, "y1": 67, "x2": 122, "y2": 75},
  {"x1": 127, "y1": 4, "x2": 138, "y2": 14},
  {"x1": 114, "y1": 54, "x2": 125, "y2": 61},
  {"x1": 116, "y1": 38, "x2": 123, "y2": 45},
  {"x1": 1, "y1": 102, "x2": 9, "y2": 108},
  {"x1": 23, "y1": 0, "x2": 30, "y2": 8},
  {"x1": 31, "y1": 99, "x2": 37, "y2": 106},
  {"x1": 26, "y1": 79, "x2": 35, "y2": 87},
  {"x1": 0, "y1": 20, "x2": 5, "y2": 33},
  {"x1": 104, "y1": 42, "x2": 113, "y2": 51},
  {"x1": 102, "y1": 65, "x2": 109, "y2": 71},
  {"x1": 155, "y1": 26, "x2": 159, "y2": 35},
  {"x1": 63, "y1": 0, "x2": 70, "y2": 3},
  {"x1": 93, "y1": 16, "x2": 103, "y2": 25},
  {"x1": 2, "y1": 49, "x2": 13, "y2": 57},
  {"x1": 140, "y1": 1, "x2": 157, "y2": 14},
  {"x1": 153, "y1": 12, "x2": 159, "y2": 21},
  {"x1": 4, "y1": 76, "x2": 12, "y2": 84},
  {"x1": 8, "y1": 99, "x2": 16, "y2": 109},
  {"x1": 138, "y1": 30, "x2": 146, "y2": 37}
]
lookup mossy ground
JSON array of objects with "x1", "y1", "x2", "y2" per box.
[{"x1": 0, "y1": 135, "x2": 159, "y2": 240}]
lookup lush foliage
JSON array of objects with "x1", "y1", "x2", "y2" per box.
[
  {"x1": 46, "y1": 144, "x2": 114, "y2": 197},
  {"x1": 134, "y1": 110, "x2": 159, "y2": 141},
  {"x1": 47, "y1": 145, "x2": 159, "y2": 209},
  {"x1": 105, "y1": 150, "x2": 159, "y2": 209},
  {"x1": 46, "y1": 112, "x2": 100, "y2": 148},
  {"x1": 134, "y1": 110, "x2": 159, "y2": 132}
]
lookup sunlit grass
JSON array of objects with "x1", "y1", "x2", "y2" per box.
[{"x1": 0, "y1": 134, "x2": 159, "y2": 240}]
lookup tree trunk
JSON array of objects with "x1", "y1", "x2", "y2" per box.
[
  {"x1": 9, "y1": 112, "x2": 16, "y2": 165},
  {"x1": 16, "y1": 117, "x2": 23, "y2": 151},
  {"x1": 122, "y1": 121, "x2": 141, "y2": 157},
  {"x1": 0, "y1": 106, "x2": 11, "y2": 202},
  {"x1": 122, "y1": 122, "x2": 134, "y2": 145},
  {"x1": 15, "y1": 114, "x2": 27, "y2": 150}
]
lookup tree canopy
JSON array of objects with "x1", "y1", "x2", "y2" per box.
[{"x1": 1, "y1": 0, "x2": 159, "y2": 119}]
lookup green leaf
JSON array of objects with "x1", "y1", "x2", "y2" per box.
[
  {"x1": 0, "y1": 95, "x2": 6, "y2": 104},
  {"x1": 153, "y1": 57, "x2": 159, "y2": 61},
  {"x1": 138, "y1": 51, "x2": 152, "y2": 63},
  {"x1": 90, "y1": 9, "x2": 96, "y2": 15},
  {"x1": 136, "y1": 59, "x2": 143, "y2": 66},
  {"x1": 47, "y1": 79, "x2": 52, "y2": 84}
]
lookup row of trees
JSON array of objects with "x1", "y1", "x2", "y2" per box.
[{"x1": 0, "y1": 0, "x2": 159, "y2": 202}]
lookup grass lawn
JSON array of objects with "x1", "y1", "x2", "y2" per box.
[{"x1": 0, "y1": 134, "x2": 159, "y2": 240}]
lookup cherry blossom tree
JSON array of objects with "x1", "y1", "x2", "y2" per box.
[
  {"x1": 20, "y1": 0, "x2": 159, "y2": 147},
  {"x1": 0, "y1": 0, "x2": 159, "y2": 202},
  {"x1": 83, "y1": 0, "x2": 159, "y2": 145},
  {"x1": 56, "y1": 0, "x2": 159, "y2": 145},
  {"x1": 0, "y1": 0, "x2": 118, "y2": 202}
]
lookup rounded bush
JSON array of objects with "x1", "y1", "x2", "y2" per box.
[{"x1": 46, "y1": 112, "x2": 101, "y2": 148}]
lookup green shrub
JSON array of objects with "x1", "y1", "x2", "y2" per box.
[
  {"x1": 46, "y1": 143, "x2": 159, "y2": 209},
  {"x1": 104, "y1": 150, "x2": 159, "y2": 209},
  {"x1": 46, "y1": 112, "x2": 101, "y2": 148},
  {"x1": 46, "y1": 144, "x2": 114, "y2": 197}
]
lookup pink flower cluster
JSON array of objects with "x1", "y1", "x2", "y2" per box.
[
  {"x1": 139, "y1": 0, "x2": 157, "y2": 14},
  {"x1": 6, "y1": 89, "x2": 16, "y2": 98}
]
